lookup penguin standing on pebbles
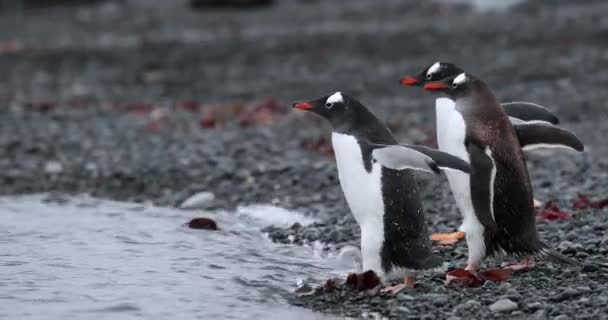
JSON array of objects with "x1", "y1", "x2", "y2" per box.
[
  {"x1": 419, "y1": 73, "x2": 579, "y2": 275},
  {"x1": 400, "y1": 62, "x2": 584, "y2": 245},
  {"x1": 292, "y1": 92, "x2": 471, "y2": 292}
]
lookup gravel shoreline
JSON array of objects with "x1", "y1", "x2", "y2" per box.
[{"x1": 1, "y1": 1, "x2": 607, "y2": 318}]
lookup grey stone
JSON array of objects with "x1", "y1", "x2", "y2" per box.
[
  {"x1": 532, "y1": 309, "x2": 547, "y2": 320},
  {"x1": 397, "y1": 294, "x2": 415, "y2": 302},
  {"x1": 504, "y1": 288, "x2": 522, "y2": 300},
  {"x1": 582, "y1": 264, "x2": 599, "y2": 272},
  {"x1": 397, "y1": 306, "x2": 410, "y2": 313},
  {"x1": 44, "y1": 161, "x2": 63, "y2": 174},
  {"x1": 433, "y1": 296, "x2": 449, "y2": 307},
  {"x1": 527, "y1": 302, "x2": 543, "y2": 311},
  {"x1": 489, "y1": 299, "x2": 518, "y2": 313},
  {"x1": 550, "y1": 288, "x2": 580, "y2": 302}
]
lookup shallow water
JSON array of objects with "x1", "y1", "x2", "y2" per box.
[{"x1": 0, "y1": 194, "x2": 355, "y2": 320}]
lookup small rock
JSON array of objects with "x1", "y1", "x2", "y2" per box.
[
  {"x1": 532, "y1": 309, "x2": 547, "y2": 320},
  {"x1": 578, "y1": 297, "x2": 591, "y2": 306},
  {"x1": 397, "y1": 306, "x2": 410, "y2": 313},
  {"x1": 557, "y1": 240, "x2": 575, "y2": 253},
  {"x1": 527, "y1": 302, "x2": 543, "y2": 311},
  {"x1": 179, "y1": 192, "x2": 215, "y2": 209},
  {"x1": 557, "y1": 240, "x2": 585, "y2": 254},
  {"x1": 577, "y1": 286, "x2": 591, "y2": 293},
  {"x1": 453, "y1": 299, "x2": 481, "y2": 315},
  {"x1": 550, "y1": 287, "x2": 579, "y2": 302},
  {"x1": 489, "y1": 298, "x2": 518, "y2": 313},
  {"x1": 44, "y1": 161, "x2": 63, "y2": 174},
  {"x1": 504, "y1": 288, "x2": 521, "y2": 300},
  {"x1": 432, "y1": 295, "x2": 449, "y2": 307},
  {"x1": 582, "y1": 264, "x2": 599, "y2": 273},
  {"x1": 554, "y1": 315, "x2": 569, "y2": 320},
  {"x1": 187, "y1": 217, "x2": 218, "y2": 230},
  {"x1": 597, "y1": 296, "x2": 608, "y2": 305},
  {"x1": 397, "y1": 293, "x2": 415, "y2": 301},
  {"x1": 295, "y1": 279, "x2": 314, "y2": 296}
]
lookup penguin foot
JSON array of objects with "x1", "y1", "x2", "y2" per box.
[
  {"x1": 504, "y1": 256, "x2": 536, "y2": 271},
  {"x1": 381, "y1": 276, "x2": 416, "y2": 295},
  {"x1": 431, "y1": 231, "x2": 465, "y2": 245},
  {"x1": 478, "y1": 268, "x2": 513, "y2": 282},
  {"x1": 445, "y1": 268, "x2": 513, "y2": 287},
  {"x1": 445, "y1": 269, "x2": 483, "y2": 287}
]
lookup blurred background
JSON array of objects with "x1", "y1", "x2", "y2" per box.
[
  {"x1": 0, "y1": 0, "x2": 605, "y2": 204},
  {"x1": 1, "y1": 1, "x2": 607, "y2": 319}
]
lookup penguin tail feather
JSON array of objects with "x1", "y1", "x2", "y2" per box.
[{"x1": 538, "y1": 247, "x2": 580, "y2": 267}]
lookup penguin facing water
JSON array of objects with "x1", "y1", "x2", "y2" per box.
[
  {"x1": 418, "y1": 73, "x2": 579, "y2": 273},
  {"x1": 400, "y1": 62, "x2": 584, "y2": 245},
  {"x1": 292, "y1": 92, "x2": 471, "y2": 292}
]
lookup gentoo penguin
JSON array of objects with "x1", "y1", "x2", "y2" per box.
[
  {"x1": 292, "y1": 92, "x2": 471, "y2": 292},
  {"x1": 400, "y1": 62, "x2": 584, "y2": 244},
  {"x1": 419, "y1": 73, "x2": 578, "y2": 273}
]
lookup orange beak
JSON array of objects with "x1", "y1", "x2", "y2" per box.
[
  {"x1": 400, "y1": 77, "x2": 419, "y2": 86},
  {"x1": 423, "y1": 82, "x2": 449, "y2": 91},
  {"x1": 292, "y1": 102, "x2": 313, "y2": 110}
]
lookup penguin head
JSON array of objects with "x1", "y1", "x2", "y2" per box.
[
  {"x1": 400, "y1": 62, "x2": 463, "y2": 87},
  {"x1": 292, "y1": 91, "x2": 370, "y2": 131},
  {"x1": 422, "y1": 72, "x2": 473, "y2": 98}
]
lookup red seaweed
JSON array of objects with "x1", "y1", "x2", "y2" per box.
[
  {"x1": 187, "y1": 217, "x2": 218, "y2": 230},
  {"x1": 572, "y1": 194, "x2": 608, "y2": 210},
  {"x1": 536, "y1": 201, "x2": 570, "y2": 221}
]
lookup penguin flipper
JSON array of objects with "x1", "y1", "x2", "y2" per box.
[
  {"x1": 501, "y1": 101, "x2": 559, "y2": 125},
  {"x1": 514, "y1": 123, "x2": 585, "y2": 152},
  {"x1": 404, "y1": 145, "x2": 471, "y2": 173},
  {"x1": 370, "y1": 144, "x2": 440, "y2": 174},
  {"x1": 467, "y1": 143, "x2": 499, "y2": 233}
]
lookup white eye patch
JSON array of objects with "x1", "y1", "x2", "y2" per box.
[
  {"x1": 327, "y1": 91, "x2": 343, "y2": 104},
  {"x1": 427, "y1": 62, "x2": 441, "y2": 76},
  {"x1": 453, "y1": 73, "x2": 467, "y2": 85}
]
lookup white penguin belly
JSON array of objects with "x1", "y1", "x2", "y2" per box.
[
  {"x1": 331, "y1": 132, "x2": 385, "y2": 274},
  {"x1": 435, "y1": 98, "x2": 486, "y2": 264}
]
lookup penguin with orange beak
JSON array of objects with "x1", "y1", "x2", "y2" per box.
[
  {"x1": 415, "y1": 72, "x2": 579, "y2": 276},
  {"x1": 401, "y1": 62, "x2": 584, "y2": 246},
  {"x1": 293, "y1": 92, "x2": 471, "y2": 293}
]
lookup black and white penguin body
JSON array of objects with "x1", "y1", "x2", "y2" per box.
[
  {"x1": 293, "y1": 92, "x2": 470, "y2": 287},
  {"x1": 422, "y1": 73, "x2": 577, "y2": 270},
  {"x1": 401, "y1": 62, "x2": 584, "y2": 236}
]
